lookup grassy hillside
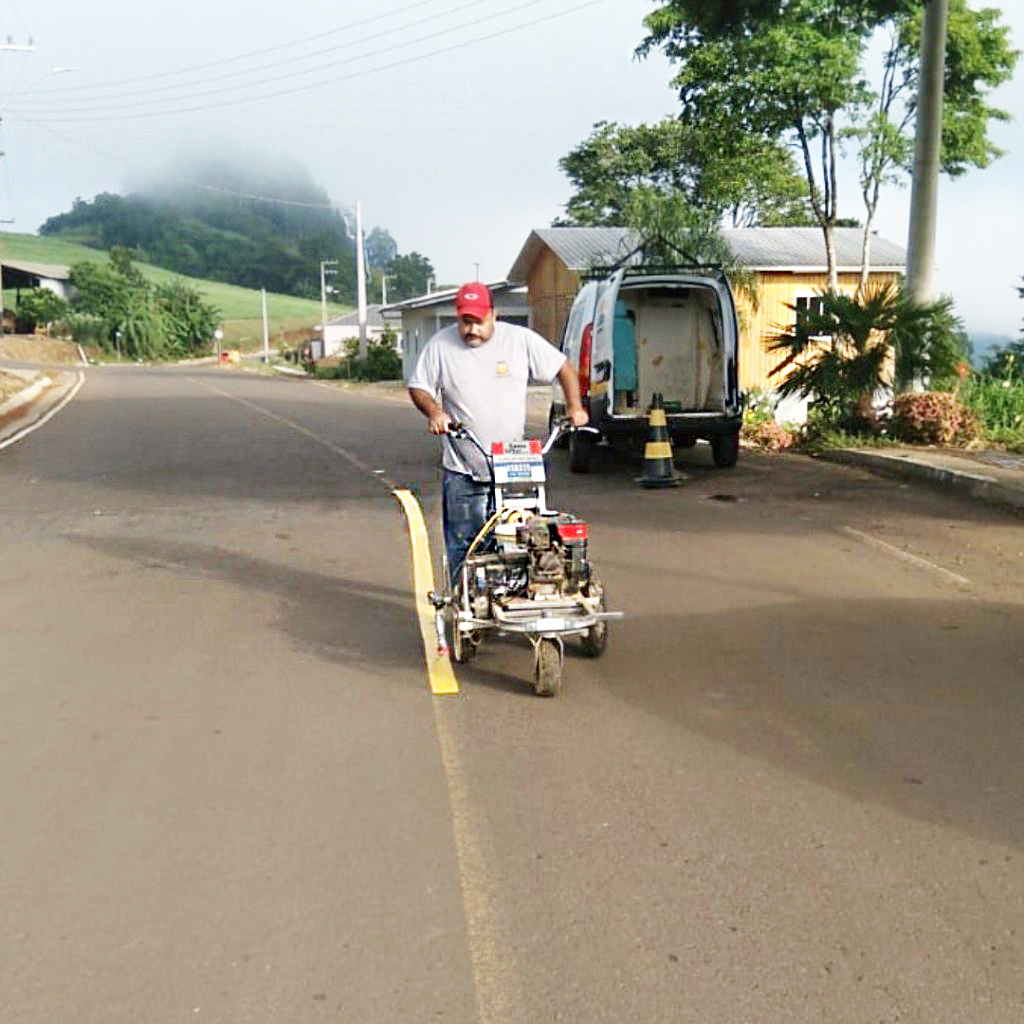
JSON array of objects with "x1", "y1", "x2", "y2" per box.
[{"x1": 1, "y1": 231, "x2": 352, "y2": 349}]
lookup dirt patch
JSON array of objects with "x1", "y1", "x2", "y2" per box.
[
  {"x1": 0, "y1": 369, "x2": 36, "y2": 403},
  {"x1": 0, "y1": 334, "x2": 81, "y2": 364}
]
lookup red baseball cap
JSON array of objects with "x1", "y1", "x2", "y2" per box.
[{"x1": 455, "y1": 282, "x2": 493, "y2": 320}]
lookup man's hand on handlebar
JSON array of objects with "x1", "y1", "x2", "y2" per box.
[
  {"x1": 567, "y1": 406, "x2": 589, "y2": 428},
  {"x1": 427, "y1": 409, "x2": 453, "y2": 435}
]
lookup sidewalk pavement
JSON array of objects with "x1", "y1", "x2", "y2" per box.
[{"x1": 818, "y1": 446, "x2": 1024, "y2": 516}]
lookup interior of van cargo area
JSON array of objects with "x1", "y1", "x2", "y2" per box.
[{"x1": 613, "y1": 285, "x2": 726, "y2": 416}]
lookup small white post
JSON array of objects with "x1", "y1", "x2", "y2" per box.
[{"x1": 261, "y1": 288, "x2": 269, "y2": 363}]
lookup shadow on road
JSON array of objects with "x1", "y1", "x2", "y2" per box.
[
  {"x1": 599, "y1": 594, "x2": 1024, "y2": 852},
  {"x1": 65, "y1": 531, "x2": 428, "y2": 685}
]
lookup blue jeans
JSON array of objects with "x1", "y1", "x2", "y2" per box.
[{"x1": 443, "y1": 469, "x2": 492, "y2": 583}]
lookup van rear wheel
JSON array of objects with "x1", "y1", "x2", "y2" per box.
[{"x1": 711, "y1": 429, "x2": 740, "y2": 468}]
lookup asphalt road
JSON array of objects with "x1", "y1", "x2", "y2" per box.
[{"x1": 2, "y1": 365, "x2": 1023, "y2": 1023}]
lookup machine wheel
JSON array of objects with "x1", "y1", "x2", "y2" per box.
[
  {"x1": 569, "y1": 428, "x2": 595, "y2": 474},
  {"x1": 711, "y1": 429, "x2": 740, "y2": 468},
  {"x1": 451, "y1": 621, "x2": 478, "y2": 664},
  {"x1": 548, "y1": 406, "x2": 569, "y2": 449},
  {"x1": 533, "y1": 638, "x2": 562, "y2": 697},
  {"x1": 580, "y1": 578, "x2": 608, "y2": 658}
]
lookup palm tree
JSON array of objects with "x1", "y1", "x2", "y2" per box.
[{"x1": 767, "y1": 282, "x2": 962, "y2": 431}]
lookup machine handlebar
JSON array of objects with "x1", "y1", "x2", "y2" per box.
[{"x1": 445, "y1": 418, "x2": 596, "y2": 459}]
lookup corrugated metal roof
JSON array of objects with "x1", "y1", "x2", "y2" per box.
[
  {"x1": 327, "y1": 303, "x2": 400, "y2": 328},
  {"x1": 722, "y1": 227, "x2": 905, "y2": 269},
  {"x1": 382, "y1": 281, "x2": 524, "y2": 313},
  {"x1": 508, "y1": 226, "x2": 905, "y2": 280},
  {"x1": 1, "y1": 258, "x2": 71, "y2": 279}
]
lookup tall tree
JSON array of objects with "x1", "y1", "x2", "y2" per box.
[
  {"x1": 858, "y1": 0, "x2": 1017, "y2": 288},
  {"x1": 386, "y1": 253, "x2": 434, "y2": 302},
  {"x1": 638, "y1": 0, "x2": 1017, "y2": 287},
  {"x1": 558, "y1": 119, "x2": 812, "y2": 228}
]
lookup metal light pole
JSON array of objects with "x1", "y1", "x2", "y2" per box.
[
  {"x1": 320, "y1": 258, "x2": 337, "y2": 353},
  {"x1": 905, "y1": 0, "x2": 950, "y2": 306}
]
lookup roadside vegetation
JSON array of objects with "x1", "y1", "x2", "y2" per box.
[
  {"x1": 16, "y1": 247, "x2": 221, "y2": 360},
  {"x1": 3, "y1": 231, "x2": 350, "y2": 352},
  {"x1": 743, "y1": 284, "x2": 1024, "y2": 454},
  {"x1": 305, "y1": 329, "x2": 403, "y2": 383}
]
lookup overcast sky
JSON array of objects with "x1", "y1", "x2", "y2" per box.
[{"x1": 1, "y1": 0, "x2": 1021, "y2": 338}]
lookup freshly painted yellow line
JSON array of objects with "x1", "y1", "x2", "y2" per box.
[{"x1": 394, "y1": 489, "x2": 460, "y2": 696}]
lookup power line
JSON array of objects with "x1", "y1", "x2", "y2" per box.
[
  {"x1": 8, "y1": 0, "x2": 609, "y2": 123},
  {"x1": 10, "y1": 0, "x2": 558, "y2": 118},
  {"x1": 25, "y1": 0, "x2": 453, "y2": 94},
  {"x1": 18, "y1": 0, "x2": 499, "y2": 105}
]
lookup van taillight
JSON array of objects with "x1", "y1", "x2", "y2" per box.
[{"x1": 578, "y1": 323, "x2": 593, "y2": 398}]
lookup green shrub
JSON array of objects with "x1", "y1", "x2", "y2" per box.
[
  {"x1": 958, "y1": 376, "x2": 1024, "y2": 433},
  {"x1": 61, "y1": 312, "x2": 108, "y2": 349},
  {"x1": 742, "y1": 387, "x2": 778, "y2": 427},
  {"x1": 890, "y1": 391, "x2": 980, "y2": 446},
  {"x1": 16, "y1": 288, "x2": 68, "y2": 332}
]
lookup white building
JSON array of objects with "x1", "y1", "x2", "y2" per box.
[
  {"x1": 2, "y1": 259, "x2": 72, "y2": 301},
  {"x1": 318, "y1": 303, "x2": 404, "y2": 359}
]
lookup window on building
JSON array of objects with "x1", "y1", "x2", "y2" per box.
[{"x1": 793, "y1": 294, "x2": 831, "y2": 340}]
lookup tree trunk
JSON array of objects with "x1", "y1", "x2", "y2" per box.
[{"x1": 824, "y1": 224, "x2": 838, "y2": 291}]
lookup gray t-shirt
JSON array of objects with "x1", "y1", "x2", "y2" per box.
[{"x1": 408, "y1": 321, "x2": 566, "y2": 480}]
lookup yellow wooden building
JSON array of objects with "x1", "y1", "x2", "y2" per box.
[{"x1": 507, "y1": 227, "x2": 906, "y2": 392}]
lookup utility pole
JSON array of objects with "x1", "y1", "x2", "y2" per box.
[
  {"x1": 0, "y1": 37, "x2": 35, "y2": 334},
  {"x1": 905, "y1": 0, "x2": 949, "y2": 306},
  {"x1": 320, "y1": 258, "x2": 337, "y2": 353},
  {"x1": 381, "y1": 275, "x2": 388, "y2": 306},
  {"x1": 355, "y1": 201, "x2": 368, "y2": 360}
]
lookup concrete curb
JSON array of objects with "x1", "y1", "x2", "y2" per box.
[
  {"x1": 818, "y1": 448, "x2": 1024, "y2": 515},
  {"x1": 0, "y1": 375, "x2": 53, "y2": 419}
]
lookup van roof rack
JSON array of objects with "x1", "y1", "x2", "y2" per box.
[
  {"x1": 582, "y1": 233, "x2": 728, "y2": 281},
  {"x1": 583, "y1": 263, "x2": 727, "y2": 280}
]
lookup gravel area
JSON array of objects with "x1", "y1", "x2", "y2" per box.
[{"x1": 0, "y1": 335, "x2": 81, "y2": 364}]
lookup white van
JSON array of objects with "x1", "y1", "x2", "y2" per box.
[{"x1": 549, "y1": 267, "x2": 743, "y2": 472}]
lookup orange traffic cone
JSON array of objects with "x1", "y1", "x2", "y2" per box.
[{"x1": 636, "y1": 393, "x2": 683, "y2": 488}]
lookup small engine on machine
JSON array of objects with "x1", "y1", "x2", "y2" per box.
[{"x1": 469, "y1": 512, "x2": 590, "y2": 614}]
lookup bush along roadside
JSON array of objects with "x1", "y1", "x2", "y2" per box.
[
  {"x1": 43, "y1": 247, "x2": 221, "y2": 361},
  {"x1": 740, "y1": 387, "x2": 797, "y2": 451},
  {"x1": 307, "y1": 331, "x2": 402, "y2": 383}
]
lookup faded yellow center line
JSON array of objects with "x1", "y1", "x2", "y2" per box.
[
  {"x1": 192, "y1": 377, "x2": 398, "y2": 488},
  {"x1": 394, "y1": 489, "x2": 459, "y2": 695}
]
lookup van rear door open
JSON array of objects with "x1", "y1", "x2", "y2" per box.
[{"x1": 589, "y1": 268, "x2": 625, "y2": 422}]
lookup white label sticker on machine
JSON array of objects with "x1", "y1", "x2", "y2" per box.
[{"x1": 492, "y1": 440, "x2": 546, "y2": 483}]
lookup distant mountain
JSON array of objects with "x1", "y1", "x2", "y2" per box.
[
  {"x1": 39, "y1": 156, "x2": 360, "y2": 302},
  {"x1": 969, "y1": 331, "x2": 1017, "y2": 368}
]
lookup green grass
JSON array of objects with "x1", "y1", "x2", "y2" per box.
[{"x1": 0, "y1": 231, "x2": 352, "y2": 348}]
